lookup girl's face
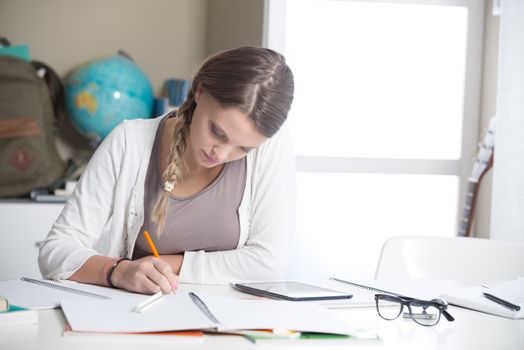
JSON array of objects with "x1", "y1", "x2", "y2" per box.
[{"x1": 187, "y1": 88, "x2": 267, "y2": 169}]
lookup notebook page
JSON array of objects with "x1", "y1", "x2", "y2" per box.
[
  {"x1": 440, "y1": 286, "x2": 523, "y2": 319},
  {"x1": 61, "y1": 292, "x2": 217, "y2": 333},
  {"x1": 195, "y1": 292, "x2": 353, "y2": 335},
  {"x1": 487, "y1": 278, "x2": 524, "y2": 306},
  {"x1": 441, "y1": 279, "x2": 524, "y2": 319}
]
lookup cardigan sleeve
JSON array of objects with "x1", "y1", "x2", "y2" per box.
[
  {"x1": 179, "y1": 124, "x2": 297, "y2": 283},
  {"x1": 38, "y1": 123, "x2": 127, "y2": 280}
]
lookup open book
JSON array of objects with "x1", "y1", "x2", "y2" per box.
[{"x1": 61, "y1": 291, "x2": 354, "y2": 336}]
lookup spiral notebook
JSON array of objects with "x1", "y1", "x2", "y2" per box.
[
  {"x1": 330, "y1": 277, "x2": 524, "y2": 318},
  {"x1": 329, "y1": 278, "x2": 402, "y2": 296},
  {"x1": 323, "y1": 277, "x2": 458, "y2": 308},
  {"x1": 440, "y1": 279, "x2": 524, "y2": 319},
  {"x1": 319, "y1": 278, "x2": 399, "y2": 308},
  {"x1": 0, "y1": 277, "x2": 143, "y2": 309}
]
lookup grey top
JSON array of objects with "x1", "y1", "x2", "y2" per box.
[{"x1": 133, "y1": 116, "x2": 246, "y2": 259}]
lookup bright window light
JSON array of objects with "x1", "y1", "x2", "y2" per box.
[
  {"x1": 274, "y1": 0, "x2": 479, "y2": 281},
  {"x1": 286, "y1": 173, "x2": 459, "y2": 280},
  {"x1": 285, "y1": 0, "x2": 468, "y2": 160}
]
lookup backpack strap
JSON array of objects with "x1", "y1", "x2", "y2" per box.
[
  {"x1": 0, "y1": 37, "x2": 10, "y2": 47},
  {"x1": 31, "y1": 60, "x2": 66, "y2": 130}
]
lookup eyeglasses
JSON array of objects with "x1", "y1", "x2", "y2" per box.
[{"x1": 374, "y1": 294, "x2": 455, "y2": 327}]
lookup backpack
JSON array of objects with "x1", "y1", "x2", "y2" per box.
[{"x1": 0, "y1": 55, "x2": 67, "y2": 197}]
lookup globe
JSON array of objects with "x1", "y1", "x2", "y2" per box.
[{"x1": 64, "y1": 53, "x2": 154, "y2": 142}]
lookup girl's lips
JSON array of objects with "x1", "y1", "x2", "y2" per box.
[{"x1": 203, "y1": 151, "x2": 219, "y2": 164}]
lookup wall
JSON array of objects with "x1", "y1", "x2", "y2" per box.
[
  {"x1": 0, "y1": 0, "x2": 207, "y2": 95},
  {"x1": 206, "y1": 0, "x2": 264, "y2": 55},
  {"x1": 0, "y1": 0, "x2": 209, "y2": 158}
]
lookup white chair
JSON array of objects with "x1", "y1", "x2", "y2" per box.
[{"x1": 374, "y1": 236, "x2": 524, "y2": 283}]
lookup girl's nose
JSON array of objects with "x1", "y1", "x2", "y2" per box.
[{"x1": 212, "y1": 145, "x2": 231, "y2": 162}]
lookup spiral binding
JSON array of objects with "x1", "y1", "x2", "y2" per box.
[
  {"x1": 21, "y1": 277, "x2": 110, "y2": 300},
  {"x1": 329, "y1": 277, "x2": 400, "y2": 296}
]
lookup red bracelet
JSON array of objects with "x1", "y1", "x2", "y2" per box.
[{"x1": 106, "y1": 257, "x2": 129, "y2": 288}]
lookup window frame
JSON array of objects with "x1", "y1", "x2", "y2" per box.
[{"x1": 264, "y1": 0, "x2": 485, "y2": 236}]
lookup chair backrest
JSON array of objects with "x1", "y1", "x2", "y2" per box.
[{"x1": 374, "y1": 236, "x2": 524, "y2": 283}]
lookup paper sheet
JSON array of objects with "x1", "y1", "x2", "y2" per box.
[
  {"x1": 61, "y1": 291, "x2": 353, "y2": 335},
  {"x1": 198, "y1": 292, "x2": 352, "y2": 335},
  {"x1": 441, "y1": 279, "x2": 524, "y2": 319},
  {"x1": 62, "y1": 292, "x2": 216, "y2": 333}
]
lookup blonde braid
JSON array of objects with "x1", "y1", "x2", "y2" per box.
[{"x1": 152, "y1": 93, "x2": 195, "y2": 236}]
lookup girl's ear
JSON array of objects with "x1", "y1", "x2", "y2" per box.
[{"x1": 195, "y1": 84, "x2": 203, "y2": 104}]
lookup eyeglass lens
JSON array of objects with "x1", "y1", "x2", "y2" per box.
[
  {"x1": 407, "y1": 301, "x2": 441, "y2": 326},
  {"x1": 376, "y1": 295, "x2": 443, "y2": 326},
  {"x1": 376, "y1": 297, "x2": 403, "y2": 320}
]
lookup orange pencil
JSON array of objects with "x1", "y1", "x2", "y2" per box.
[
  {"x1": 143, "y1": 231, "x2": 160, "y2": 258},
  {"x1": 139, "y1": 231, "x2": 177, "y2": 300}
]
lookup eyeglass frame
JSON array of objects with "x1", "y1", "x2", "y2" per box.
[{"x1": 374, "y1": 293, "x2": 455, "y2": 326}]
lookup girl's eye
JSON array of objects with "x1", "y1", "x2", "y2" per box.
[{"x1": 211, "y1": 123, "x2": 225, "y2": 138}]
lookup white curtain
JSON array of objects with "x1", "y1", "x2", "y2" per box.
[{"x1": 490, "y1": 0, "x2": 524, "y2": 242}]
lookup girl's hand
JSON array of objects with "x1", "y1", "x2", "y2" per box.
[{"x1": 111, "y1": 256, "x2": 179, "y2": 294}]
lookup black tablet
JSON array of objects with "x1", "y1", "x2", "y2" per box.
[{"x1": 232, "y1": 281, "x2": 353, "y2": 301}]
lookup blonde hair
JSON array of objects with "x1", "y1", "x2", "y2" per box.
[
  {"x1": 152, "y1": 46, "x2": 294, "y2": 235},
  {"x1": 151, "y1": 97, "x2": 194, "y2": 235}
]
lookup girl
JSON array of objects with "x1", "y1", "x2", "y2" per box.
[{"x1": 39, "y1": 46, "x2": 295, "y2": 294}]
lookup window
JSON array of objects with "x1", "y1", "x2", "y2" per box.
[{"x1": 265, "y1": 0, "x2": 485, "y2": 280}]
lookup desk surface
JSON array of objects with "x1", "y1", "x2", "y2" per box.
[{"x1": 2, "y1": 284, "x2": 524, "y2": 350}]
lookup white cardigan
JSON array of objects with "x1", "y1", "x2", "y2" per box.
[{"x1": 38, "y1": 117, "x2": 296, "y2": 284}]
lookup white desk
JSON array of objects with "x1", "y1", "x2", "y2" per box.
[{"x1": 1, "y1": 284, "x2": 523, "y2": 350}]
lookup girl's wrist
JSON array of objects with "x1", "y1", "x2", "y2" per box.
[
  {"x1": 106, "y1": 257, "x2": 130, "y2": 288},
  {"x1": 102, "y1": 257, "x2": 119, "y2": 284}
]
